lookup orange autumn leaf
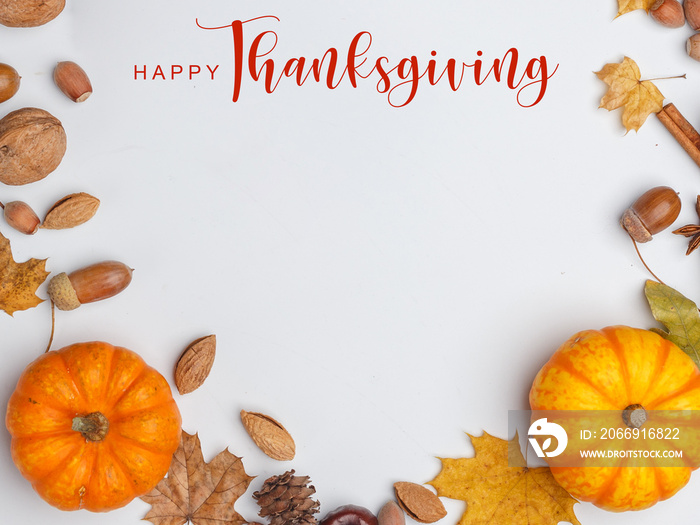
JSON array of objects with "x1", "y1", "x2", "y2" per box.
[
  {"x1": 595, "y1": 56, "x2": 665, "y2": 133},
  {"x1": 429, "y1": 432, "x2": 580, "y2": 525},
  {"x1": 0, "y1": 230, "x2": 49, "y2": 315},
  {"x1": 616, "y1": 0, "x2": 655, "y2": 17},
  {"x1": 141, "y1": 431, "x2": 255, "y2": 525}
]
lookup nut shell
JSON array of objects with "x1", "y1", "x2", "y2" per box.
[
  {"x1": 0, "y1": 63, "x2": 20, "y2": 103},
  {"x1": 620, "y1": 186, "x2": 681, "y2": 243},
  {"x1": 0, "y1": 0, "x2": 65, "y2": 27},
  {"x1": 0, "y1": 107, "x2": 67, "y2": 186}
]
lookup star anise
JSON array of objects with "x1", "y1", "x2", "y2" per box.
[{"x1": 673, "y1": 195, "x2": 700, "y2": 255}]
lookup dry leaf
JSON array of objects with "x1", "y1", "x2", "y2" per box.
[
  {"x1": 394, "y1": 482, "x2": 446, "y2": 523},
  {"x1": 0, "y1": 230, "x2": 49, "y2": 315},
  {"x1": 141, "y1": 431, "x2": 254, "y2": 525},
  {"x1": 41, "y1": 192, "x2": 100, "y2": 230},
  {"x1": 241, "y1": 410, "x2": 296, "y2": 461},
  {"x1": 175, "y1": 334, "x2": 216, "y2": 395},
  {"x1": 644, "y1": 280, "x2": 700, "y2": 366},
  {"x1": 595, "y1": 56, "x2": 664, "y2": 132},
  {"x1": 429, "y1": 432, "x2": 580, "y2": 525},
  {"x1": 616, "y1": 0, "x2": 655, "y2": 17}
]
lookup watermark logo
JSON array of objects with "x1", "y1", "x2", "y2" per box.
[{"x1": 528, "y1": 418, "x2": 568, "y2": 458}]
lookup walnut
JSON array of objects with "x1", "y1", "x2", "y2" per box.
[
  {"x1": 0, "y1": 108, "x2": 67, "y2": 186},
  {"x1": 0, "y1": 0, "x2": 65, "y2": 27}
]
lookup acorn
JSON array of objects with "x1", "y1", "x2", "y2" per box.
[
  {"x1": 621, "y1": 186, "x2": 681, "y2": 243},
  {"x1": 47, "y1": 260, "x2": 133, "y2": 310},
  {"x1": 0, "y1": 63, "x2": 20, "y2": 103}
]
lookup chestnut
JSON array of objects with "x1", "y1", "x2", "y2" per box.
[{"x1": 319, "y1": 505, "x2": 378, "y2": 525}]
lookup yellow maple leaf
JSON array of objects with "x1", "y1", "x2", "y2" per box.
[
  {"x1": 616, "y1": 0, "x2": 656, "y2": 17},
  {"x1": 0, "y1": 230, "x2": 49, "y2": 315},
  {"x1": 429, "y1": 432, "x2": 580, "y2": 525},
  {"x1": 595, "y1": 56, "x2": 664, "y2": 133}
]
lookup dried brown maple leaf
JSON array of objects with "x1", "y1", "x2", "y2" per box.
[
  {"x1": 0, "y1": 230, "x2": 49, "y2": 316},
  {"x1": 595, "y1": 56, "x2": 664, "y2": 133},
  {"x1": 616, "y1": 0, "x2": 655, "y2": 17},
  {"x1": 141, "y1": 431, "x2": 255, "y2": 525},
  {"x1": 428, "y1": 432, "x2": 580, "y2": 525}
]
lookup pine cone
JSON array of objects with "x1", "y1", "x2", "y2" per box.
[{"x1": 253, "y1": 470, "x2": 320, "y2": 525}]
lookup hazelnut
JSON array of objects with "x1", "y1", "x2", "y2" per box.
[
  {"x1": 378, "y1": 501, "x2": 405, "y2": 525},
  {"x1": 0, "y1": 63, "x2": 20, "y2": 103},
  {"x1": 688, "y1": 33, "x2": 700, "y2": 62},
  {"x1": 0, "y1": 0, "x2": 65, "y2": 27},
  {"x1": 54, "y1": 61, "x2": 92, "y2": 103},
  {"x1": 650, "y1": 0, "x2": 686, "y2": 28},
  {"x1": 47, "y1": 261, "x2": 133, "y2": 311},
  {"x1": 685, "y1": 0, "x2": 700, "y2": 30},
  {"x1": 2, "y1": 201, "x2": 39, "y2": 234},
  {"x1": 621, "y1": 186, "x2": 681, "y2": 243}
]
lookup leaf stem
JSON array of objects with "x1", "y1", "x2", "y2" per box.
[{"x1": 644, "y1": 74, "x2": 687, "y2": 82}]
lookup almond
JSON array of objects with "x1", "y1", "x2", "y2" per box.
[
  {"x1": 41, "y1": 192, "x2": 100, "y2": 230},
  {"x1": 393, "y1": 482, "x2": 447, "y2": 524},
  {"x1": 54, "y1": 61, "x2": 92, "y2": 103},
  {"x1": 174, "y1": 335, "x2": 216, "y2": 394},
  {"x1": 240, "y1": 409, "x2": 296, "y2": 461}
]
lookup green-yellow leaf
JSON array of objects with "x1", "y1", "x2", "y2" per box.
[{"x1": 644, "y1": 280, "x2": 700, "y2": 366}]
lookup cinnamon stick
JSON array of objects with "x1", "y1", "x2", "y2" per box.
[{"x1": 656, "y1": 103, "x2": 700, "y2": 169}]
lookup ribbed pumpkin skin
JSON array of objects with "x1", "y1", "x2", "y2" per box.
[
  {"x1": 529, "y1": 326, "x2": 700, "y2": 512},
  {"x1": 5, "y1": 342, "x2": 182, "y2": 512}
]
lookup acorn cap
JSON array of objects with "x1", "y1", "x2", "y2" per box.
[{"x1": 47, "y1": 272, "x2": 80, "y2": 310}]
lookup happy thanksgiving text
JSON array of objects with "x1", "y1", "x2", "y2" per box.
[{"x1": 133, "y1": 15, "x2": 559, "y2": 108}]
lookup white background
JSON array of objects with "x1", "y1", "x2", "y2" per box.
[{"x1": 2, "y1": 1, "x2": 700, "y2": 523}]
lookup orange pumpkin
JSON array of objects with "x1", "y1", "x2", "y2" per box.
[
  {"x1": 529, "y1": 326, "x2": 700, "y2": 512},
  {"x1": 5, "y1": 341, "x2": 182, "y2": 512}
]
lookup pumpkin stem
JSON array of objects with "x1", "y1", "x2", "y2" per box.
[
  {"x1": 622, "y1": 404, "x2": 647, "y2": 429},
  {"x1": 72, "y1": 412, "x2": 109, "y2": 442}
]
